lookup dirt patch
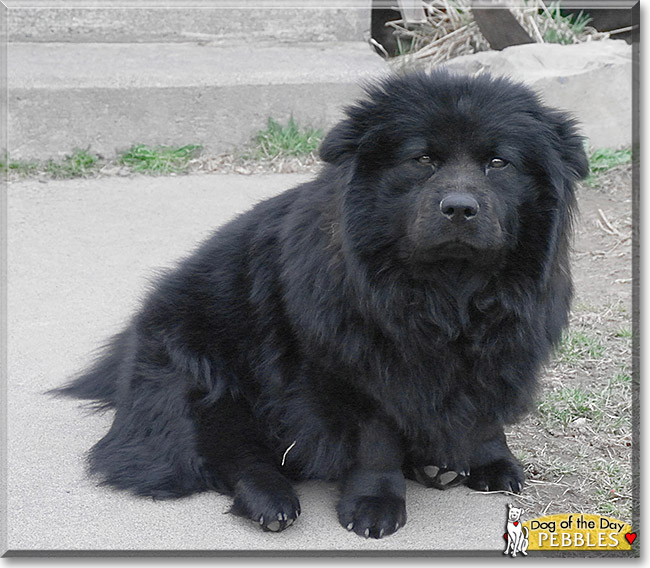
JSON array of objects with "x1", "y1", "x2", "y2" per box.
[
  {"x1": 188, "y1": 152, "x2": 322, "y2": 176},
  {"x1": 507, "y1": 164, "x2": 634, "y2": 525}
]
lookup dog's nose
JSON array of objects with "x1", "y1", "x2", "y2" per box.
[{"x1": 439, "y1": 193, "x2": 480, "y2": 221}]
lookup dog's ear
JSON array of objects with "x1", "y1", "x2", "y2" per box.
[
  {"x1": 548, "y1": 111, "x2": 590, "y2": 182},
  {"x1": 320, "y1": 88, "x2": 385, "y2": 166},
  {"x1": 535, "y1": 110, "x2": 587, "y2": 288},
  {"x1": 529, "y1": 106, "x2": 589, "y2": 192},
  {"x1": 319, "y1": 119, "x2": 362, "y2": 165}
]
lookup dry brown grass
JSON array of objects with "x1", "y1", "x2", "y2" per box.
[
  {"x1": 386, "y1": 0, "x2": 610, "y2": 70},
  {"x1": 188, "y1": 151, "x2": 321, "y2": 176}
]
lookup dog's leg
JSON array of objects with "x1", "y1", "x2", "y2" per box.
[
  {"x1": 467, "y1": 428, "x2": 524, "y2": 493},
  {"x1": 514, "y1": 530, "x2": 523, "y2": 555},
  {"x1": 193, "y1": 395, "x2": 301, "y2": 532},
  {"x1": 336, "y1": 418, "x2": 406, "y2": 538}
]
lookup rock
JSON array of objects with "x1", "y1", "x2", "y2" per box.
[{"x1": 569, "y1": 417, "x2": 589, "y2": 429}]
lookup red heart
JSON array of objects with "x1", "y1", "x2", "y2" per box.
[
  {"x1": 503, "y1": 533, "x2": 508, "y2": 540},
  {"x1": 514, "y1": 521, "x2": 519, "y2": 526},
  {"x1": 625, "y1": 533, "x2": 637, "y2": 544}
]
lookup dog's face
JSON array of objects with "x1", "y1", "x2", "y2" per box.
[
  {"x1": 320, "y1": 71, "x2": 588, "y2": 279},
  {"x1": 508, "y1": 505, "x2": 524, "y2": 522},
  {"x1": 366, "y1": 133, "x2": 532, "y2": 268}
]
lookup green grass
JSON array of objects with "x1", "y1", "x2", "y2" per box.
[
  {"x1": 118, "y1": 144, "x2": 202, "y2": 175},
  {"x1": 542, "y1": 3, "x2": 592, "y2": 44},
  {"x1": 538, "y1": 386, "x2": 603, "y2": 426},
  {"x1": 395, "y1": 35, "x2": 418, "y2": 57},
  {"x1": 611, "y1": 371, "x2": 632, "y2": 385},
  {"x1": 614, "y1": 327, "x2": 633, "y2": 339},
  {"x1": 543, "y1": 457, "x2": 579, "y2": 477},
  {"x1": 3, "y1": 117, "x2": 322, "y2": 179},
  {"x1": 589, "y1": 147, "x2": 633, "y2": 175},
  {"x1": 1, "y1": 148, "x2": 102, "y2": 179},
  {"x1": 249, "y1": 117, "x2": 322, "y2": 160},
  {"x1": 556, "y1": 329, "x2": 605, "y2": 363},
  {"x1": 44, "y1": 148, "x2": 101, "y2": 179},
  {"x1": 538, "y1": 370, "x2": 632, "y2": 432},
  {"x1": 0, "y1": 156, "x2": 40, "y2": 177},
  {"x1": 3, "y1": 144, "x2": 203, "y2": 179},
  {"x1": 1, "y1": 118, "x2": 322, "y2": 179},
  {"x1": 594, "y1": 461, "x2": 631, "y2": 519}
]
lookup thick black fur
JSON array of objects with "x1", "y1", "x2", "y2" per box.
[{"x1": 54, "y1": 71, "x2": 588, "y2": 538}]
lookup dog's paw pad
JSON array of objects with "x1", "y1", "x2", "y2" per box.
[
  {"x1": 410, "y1": 465, "x2": 468, "y2": 490},
  {"x1": 265, "y1": 519, "x2": 281, "y2": 532}
]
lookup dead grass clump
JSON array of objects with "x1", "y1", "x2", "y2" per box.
[{"x1": 386, "y1": 0, "x2": 610, "y2": 69}]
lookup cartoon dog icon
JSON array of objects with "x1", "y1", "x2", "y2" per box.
[{"x1": 505, "y1": 504, "x2": 529, "y2": 557}]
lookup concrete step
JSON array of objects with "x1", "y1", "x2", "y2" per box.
[
  {"x1": 7, "y1": 41, "x2": 388, "y2": 160},
  {"x1": 8, "y1": 1, "x2": 370, "y2": 44}
]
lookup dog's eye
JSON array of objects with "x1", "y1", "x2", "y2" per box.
[
  {"x1": 488, "y1": 157, "x2": 508, "y2": 169},
  {"x1": 416, "y1": 155, "x2": 440, "y2": 169}
]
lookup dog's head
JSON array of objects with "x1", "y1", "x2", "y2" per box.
[
  {"x1": 320, "y1": 71, "x2": 588, "y2": 282},
  {"x1": 508, "y1": 504, "x2": 524, "y2": 522}
]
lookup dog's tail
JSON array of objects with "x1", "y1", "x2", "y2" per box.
[{"x1": 48, "y1": 329, "x2": 132, "y2": 410}]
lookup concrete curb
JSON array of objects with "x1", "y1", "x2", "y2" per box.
[
  {"x1": 8, "y1": 2, "x2": 370, "y2": 44},
  {"x1": 8, "y1": 41, "x2": 388, "y2": 160}
]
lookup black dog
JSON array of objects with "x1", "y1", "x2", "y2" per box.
[{"x1": 56, "y1": 70, "x2": 588, "y2": 539}]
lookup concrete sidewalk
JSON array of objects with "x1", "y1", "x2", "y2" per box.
[{"x1": 5, "y1": 172, "x2": 511, "y2": 555}]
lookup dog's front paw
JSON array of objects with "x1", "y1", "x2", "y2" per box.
[
  {"x1": 467, "y1": 458, "x2": 524, "y2": 493},
  {"x1": 337, "y1": 494, "x2": 407, "y2": 539},
  {"x1": 230, "y1": 471, "x2": 301, "y2": 532}
]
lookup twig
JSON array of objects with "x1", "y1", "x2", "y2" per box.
[
  {"x1": 527, "y1": 14, "x2": 545, "y2": 43},
  {"x1": 368, "y1": 37, "x2": 389, "y2": 58},
  {"x1": 413, "y1": 24, "x2": 471, "y2": 59},
  {"x1": 597, "y1": 208, "x2": 621, "y2": 236},
  {"x1": 607, "y1": 25, "x2": 635, "y2": 36},
  {"x1": 281, "y1": 440, "x2": 297, "y2": 466}
]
